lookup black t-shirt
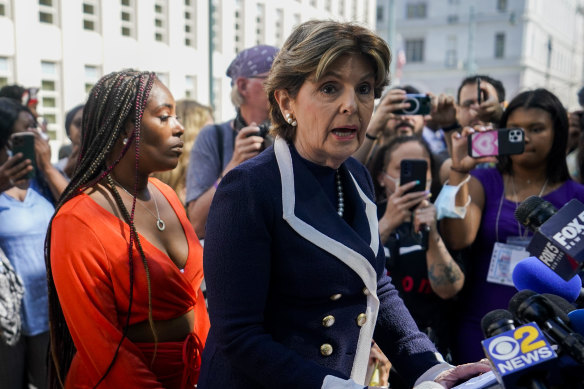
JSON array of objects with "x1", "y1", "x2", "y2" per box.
[{"x1": 379, "y1": 202, "x2": 463, "y2": 360}]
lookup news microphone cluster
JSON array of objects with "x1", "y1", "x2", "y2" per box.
[{"x1": 515, "y1": 197, "x2": 584, "y2": 280}]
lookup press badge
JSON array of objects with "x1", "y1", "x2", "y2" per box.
[{"x1": 487, "y1": 242, "x2": 530, "y2": 286}]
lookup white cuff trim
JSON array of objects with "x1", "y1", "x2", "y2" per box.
[
  {"x1": 322, "y1": 375, "x2": 365, "y2": 389},
  {"x1": 413, "y1": 360, "x2": 454, "y2": 387}
]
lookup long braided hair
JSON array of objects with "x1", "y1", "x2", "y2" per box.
[{"x1": 45, "y1": 70, "x2": 157, "y2": 388}]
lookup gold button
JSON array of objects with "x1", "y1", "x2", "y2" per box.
[
  {"x1": 362, "y1": 287, "x2": 370, "y2": 296},
  {"x1": 356, "y1": 313, "x2": 367, "y2": 327},
  {"x1": 320, "y1": 343, "x2": 333, "y2": 356},
  {"x1": 330, "y1": 293, "x2": 342, "y2": 301},
  {"x1": 322, "y1": 315, "x2": 335, "y2": 327}
]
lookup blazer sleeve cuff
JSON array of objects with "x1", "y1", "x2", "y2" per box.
[
  {"x1": 413, "y1": 356, "x2": 454, "y2": 387},
  {"x1": 322, "y1": 375, "x2": 366, "y2": 389}
]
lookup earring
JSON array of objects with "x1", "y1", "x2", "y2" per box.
[
  {"x1": 122, "y1": 138, "x2": 128, "y2": 145},
  {"x1": 285, "y1": 113, "x2": 297, "y2": 127}
]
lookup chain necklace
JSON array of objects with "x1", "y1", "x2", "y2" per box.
[
  {"x1": 495, "y1": 175, "x2": 548, "y2": 241},
  {"x1": 111, "y1": 178, "x2": 166, "y2": 231},
  {"x1": 336, "y1": 170, "x2": 344, "y2": 217}
]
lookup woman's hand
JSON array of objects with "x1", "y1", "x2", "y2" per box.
[
  {"x1": 383, "y1": 181, "x2": 429, "y2": 229},
  {"x1": 450, "y1": 126, "x2": 496, "y2": 175},
  {"x1": 433, "y1": 359, "x2": 492, "y2": 388},
  {"x1": 428, "y1": 93, "x2": 457, "y2": 130},
  {"x1": 366, "y1": 89, "x2": 410, "y2": 138},
  {"x1": 413, "y1": 200, "x2": 437, "y2": 234},
  {"x1": 0, "y1": 153, "x2": 33, "y2": 192},
  {"x1": 33, "y1": 130, "x2": 53, "y2": 174}
]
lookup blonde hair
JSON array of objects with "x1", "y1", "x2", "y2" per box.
[
  {"x1": 265, "y1": 20, "x2": 391, "y2": 142},
  {"x1": 152, "y1": 99, "x2": 213, "y2": 204}
]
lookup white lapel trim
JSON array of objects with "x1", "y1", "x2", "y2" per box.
[{"x1": 274, "y1": 137, "x2": 380, "y2": 385}]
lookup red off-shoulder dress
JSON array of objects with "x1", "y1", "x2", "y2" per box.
[{"x1": 51, "y1": 178, "x2": 209, "y2": 388}]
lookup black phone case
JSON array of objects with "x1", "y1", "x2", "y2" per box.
[
  {"x1": 467, "y1": 128, "x2": 525, "y2": 158},
  {"x1": 400, "y1": 159, "x2": 427, "y2": 193},
  {"x1": 11, "y1": 133, "x2": 36, "y2": 179}
]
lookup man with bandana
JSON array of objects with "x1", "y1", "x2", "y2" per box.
[{"x1": 186, "y1": 44, "x2": 278, "y2": 239}]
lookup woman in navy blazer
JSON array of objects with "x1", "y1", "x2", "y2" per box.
[{"x1": 198, "y1": 20, "x2": 490, "y2": 389}]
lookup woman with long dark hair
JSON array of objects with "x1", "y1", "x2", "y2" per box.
[
  {"x1": 46, "y1": 70, "x2": 209, "y2": 388},
  {"x1": 440, "y1": 88, "x2": 584, "y2": 363}
]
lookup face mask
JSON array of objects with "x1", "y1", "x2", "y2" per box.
[
  {"x1": 383, "y1": 172, "x2": 399, "y2": 187},
  {"x1": 434, "y1": 175, "x2": 472, "y2": 220}
]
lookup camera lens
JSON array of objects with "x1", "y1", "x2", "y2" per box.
[{"x1": 403, "y1": 98, "x2": 420, "y2": 115}]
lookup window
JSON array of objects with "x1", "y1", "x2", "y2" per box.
[
  {"x1": 351, "y1": 0, "x2": 357, "y2": 20},
  {"x1": 275, "y1": 8, "x2": 284, "y2": 46},
  {"x1": 184, "y1": 0, "x2": 197, "y2": 48},
  {"x1": 406, "y1": 2, "x2": 427, "y2": 19},
  {"x1": 39, "y1": 0, "x2": 58, "y2": 25},
  {"x1": 0, "y1": 57, "x2": 12, "y2": 88},
  {"x1": 497, "y1": 0, "x2": 507, "y2": 12},
  {"x1": 83, "y1": 0, "x2": 100, "y2": 32},
  {"x1": 211, "y1": 0, "x2": 221, "y2": 53},
  {"x1": 234, "y1": 0, "x2": 243, "y2": 52},
  {"x1": 325, "y1": 0, "x2": 331, "y2": 12},
  {"x1": 405, "y1": 38, "x2": 425, "y2": 62},
  {"x1": 445, "y1": 36, "x2": 457, "y2": 67},
  {"x1": 255, "y1": 3, "x2": 265, "y2": 45},
  {"x1": 185, "y1": 75, "x2": 196, "y2": 99},
  {"x1": 120, "y1": 0, "x2": 136, "y2": 38},
  {"x1": 0, "y1": 0, "x2": 11, "y2": 17},
  {"x1": 339, "y1": 0, "x2": 345, "y2": 16},
  {"x1": 310, "y1": 0, "x2": 317, "y2": 7},
  {"x1": 377, "y1": 6, "x2": 384, "y2": 22},
  {"x1": 40, "y1": 60, "x2": 61, "y2": 140},
  {"x1": 495, "y1": 32, "x2": 505, "y2": 58},
  {"x1": 154, "y1": 0, "x2": 168, "y2": 43},
  {"x1": 84, "y1": 65, "x2": 101, "y2": 94},
  {"x1": 447, "y1": 14, "x2": 458, "y2": 23}
]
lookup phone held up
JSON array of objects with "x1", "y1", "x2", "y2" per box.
[
  {"x1": 10, "y1": 132, "x2": 36, "y2": 179},
  {"x1": 467, "y1": 128, "x2": 525, "y2": 158},
  {"x1": 400, "y1": 158, "x2": 427, "y2": 199},
  {"x1": 392, "y1": 94, "x2": 431, "y2": 116},
  {"x1": 400, "y1": 159, "x2": 430, "y2": 249}
]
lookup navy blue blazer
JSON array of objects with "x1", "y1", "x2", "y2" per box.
[{"x1": 198, "y1": 139, "x2": 443, "y2": 389}]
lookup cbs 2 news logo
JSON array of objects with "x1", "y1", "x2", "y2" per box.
[{"x1": 482, "y1": 323, "x2": 557, "y2": 374}]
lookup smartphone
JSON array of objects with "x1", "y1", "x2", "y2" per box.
[
  {"x1": 477, "y1": 77, "x2": 482, "y2": 104},
  {"x1": 392, "y1": 94, "x2": 431, "y2": 116},
  {"x1": 467, "y1": 128, "x2": 525, "y2": 158},
  {"x1": 10, "y1": 132, "x2": 36, "y2": 179},
  {"x1": 400, "y1": 159, "x2": 428, "y2": 210}
]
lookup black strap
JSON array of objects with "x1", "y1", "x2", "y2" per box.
[{"x1": 214, "y1": 124, "x2": 224, "y2": 174}]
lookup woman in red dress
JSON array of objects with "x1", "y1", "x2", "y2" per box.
[{"x1": 46, "y1": 70, "x2": 209, "y2": 388}]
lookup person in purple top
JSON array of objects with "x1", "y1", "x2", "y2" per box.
[{"x1": 440, "y1": 88, "x2": 584, "y2": 363}]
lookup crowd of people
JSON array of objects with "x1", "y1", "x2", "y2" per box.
[{"x1": 0, "y1": 18, "x2": 584, "y2": 389}]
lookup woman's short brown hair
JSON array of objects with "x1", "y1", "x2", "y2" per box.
[{"x1": 265, "y1": 20, "x2": 391, "y2": 142}]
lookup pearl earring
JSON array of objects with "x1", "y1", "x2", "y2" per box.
[
  {"x1": 285, "y1": 113, "x2": 297, "y2": 127},
  {"x1": 122, "y1": 138, "x2": 128, "y2": 145}
]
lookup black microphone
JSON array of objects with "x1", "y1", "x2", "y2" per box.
[
  {"x1": 480, "y1": 306, "x2": 553, "y2": 389},
  {"x1": 481, "y1": 308, "x2": 516, "y2": 338},
  {"x1": 515, "y1": 196, "x2": 584, "y2": 280},
  {"x1": 509, "y1": 290, "x2": 584, "y2": 365}
]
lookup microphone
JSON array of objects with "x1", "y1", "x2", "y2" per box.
[
  {"x1": 515, "y1": 196, "x2": 584, "y2": 280},
  {"x1": 512, "y1": 256, "x2": 583, "y2": 303},
  {"x1": 509, "y1": 290, "x2": 584, "y2": 364},
  {"x1": 568, "y1": 309, "x2": 584, "y2": 336},
  {"x1": 481, "y1": 309, "x2": 516, "y2": 338},
  {"x1": 481, "y1": 311, "x2": 554, "y2": 388}
]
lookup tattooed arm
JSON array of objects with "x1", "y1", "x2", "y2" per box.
[{"x1": 414, "y1": 201, "x2": 465, "y2": 299}]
